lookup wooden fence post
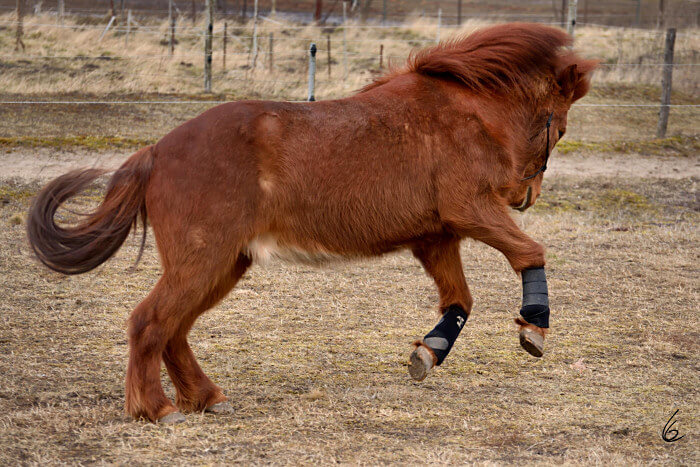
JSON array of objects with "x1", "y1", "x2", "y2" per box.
[
  {"x1": 271, "y1": 0, "x2": 276, "y2": 15},
  {"x1": 58, "y1": 0, "x2": 64, "y2": 25},
  {"x1": 169, "y1": 0, "x2": 175, "y2": 55},
  {"x1": 308, "y1": 43, "x2": 317, "y2": 101},
  {"x1": 314, "y1": 0, "x2": 322, "y2": 23},
  {"x1": 635, "y1": 0, "x2": 641, "y2": 27},
  {"x1": 342, "y1": 0, "x2": 348, "y2": 83},
  {"x1": 382, "y1": 0, "x2": 386, "y2": 25},
  {"x1": 268, "y1": 32, "x2": 274, "y2": 71},
  {"x1": 561, "y1": 0, "x2": 567, "y2": 28},
  {"x1": 250, "y1": 0, "x2": 258, "y2": 69},
  {"x1": 457, "y1": 0, "x2": 462, "y2": 26},
  {"x1": 15, "y1": 0, "x2": 25, "y2": 52},
  {"x1": 657, "y1": 0, "x2": 665, "y2": 29},
  {"x1": 205, "y1": 0, "x2": 213, "y2": 92},
  {"x1": 125, "y1": 9, "x2": 131, "y2": 47},
  {"x1": 656, "y1": 28, "x2": 675, "y2": 138},
  {"x1": 192, "y1": 0, "x2": 196, "y2": 26},
  {"x1": 223, "y1": 22, "x2": 227, "y2": 70},
  {"x1": 436, "y1": 8, "x2": 441, "y2": 43},
  {"x1": 379, "y1": 43, "x2": 383, "y2": 69},
  {"x1": 326, "y1": 34, "x2": 331, "y2": 79}
]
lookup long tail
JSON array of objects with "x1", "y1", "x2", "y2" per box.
[{"x1": 27, "y1": 146, "x2": 155, "y2": 275}]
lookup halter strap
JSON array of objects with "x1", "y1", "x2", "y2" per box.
[{"x1": 521, "y1": 112, "x2": 554, "y2": 181}]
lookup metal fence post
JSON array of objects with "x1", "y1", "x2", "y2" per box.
[
  {"x1": 656, "y1": 28, "x2": 676, "y2": 138},
  {"x1": 204, "y1": 0, "x2": 213, "y2": 93},
  {"x1": 308, "y1": 43, "x2": 317, "y2": 102},
  {"x1": 99, "y1": 15, "x2": 116, "y2": 42},
  {"x1": 567, "y1": 0, "x2": 577, "y2": 39}
]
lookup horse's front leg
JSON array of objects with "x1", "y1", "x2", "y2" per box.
[
  {"x1": 409, "y1": 237, "x2": 473, "y2": 381},
  {"x1": 441, "y1": 198, "x2": 550, "y2": 358}
]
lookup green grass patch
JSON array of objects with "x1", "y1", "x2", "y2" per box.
[
  {"x1": 0, "y1": 184, "x2": 36, "y2": 202},
  {"x1": 557, "y1": 135, "x2": 699, "y2": 157},
  {"x1": 588, "y1": 83, "x2": 699, "y2": 105},
  {"x1": 0, "y1": 135, "x2": 156, "y2": 150}
]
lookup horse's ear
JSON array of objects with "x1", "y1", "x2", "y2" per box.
[
  {"x1": 557, "y1": 61, "x2": 596, "y2": 103},
  {"x1": 557, "y1": 64, "x2": 579, "y2": 100}
]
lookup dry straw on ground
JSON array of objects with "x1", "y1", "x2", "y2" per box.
[{"x1": 0, "y1": 156, "x2": 697, "y2": 463}]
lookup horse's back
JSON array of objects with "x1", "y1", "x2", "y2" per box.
[{"x1": 147, "y1": 97, "x2": 445, "y2": 259}]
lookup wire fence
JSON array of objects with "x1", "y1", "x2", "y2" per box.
[
  {"x1": 0, "y1": 3, "x2": 697, "y2": 141},
  {"x1": 2, "y1": 0, "x2": 699, "y2": 28}
]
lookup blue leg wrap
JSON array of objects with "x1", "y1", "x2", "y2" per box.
[
  {"x1": 520, "y1": 267, "x2": 550, "y2": 328},
  {"x1": 422, "y1": 304, "x2": 468, "y2": 366}
]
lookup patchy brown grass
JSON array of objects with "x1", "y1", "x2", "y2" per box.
[{"x1": 0, "y1": 163, "x2": 697, "y2": 464}]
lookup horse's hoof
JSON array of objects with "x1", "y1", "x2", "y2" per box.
[
  {"x1": 408, "y1": 345, "x2": 434, "y2": 381},
  {"x1": 519, "y1": 327, "x2": 544, "y2": 358},
  {"x1": 158, "y1": 411, "x2": 186, "y2": 424},
  {"x1": 205, "y1": 402, "x2": 234, "y2": 415}
]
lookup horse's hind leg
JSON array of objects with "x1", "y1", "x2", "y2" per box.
[
  {"x1": 409, "y1": 237, "x2": 473, "y2": 381},
  {"x1": 162, "y1": 254, "x2": 252, "y2": 415},
  {"x1": 125, "y1": 250, "x2": 249, "y2": 423}
]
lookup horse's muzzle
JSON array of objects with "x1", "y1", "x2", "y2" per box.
[{"x1": 514, "y1": 186, "x2": 533, "y2": 212}]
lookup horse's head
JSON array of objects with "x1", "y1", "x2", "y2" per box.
[{"x1": 510, "y1": 57, "x2": 597, "y2": 212}]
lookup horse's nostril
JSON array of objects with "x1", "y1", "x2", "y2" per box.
[{"x1": 558, "y1": 130, "x2": 564, "y2": 139}]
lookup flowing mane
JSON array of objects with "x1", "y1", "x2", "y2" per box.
[{"x1": 362, "y1": 23, "x2": 585, "y2": 97}]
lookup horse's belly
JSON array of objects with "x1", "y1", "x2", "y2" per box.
[{"x1": 244, "y1": 233, "x2": 344, "y2": 265}]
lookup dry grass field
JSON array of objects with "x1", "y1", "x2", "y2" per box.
[
  {"x1": 0, "y1": 151, "x2": 698, "y2": 464},
  {"x1": 0, "y1": 12, "x2": 698, "y2": 153},
  {"x1": 0, "y1": 6, "x2": 699, "y2": 465}
]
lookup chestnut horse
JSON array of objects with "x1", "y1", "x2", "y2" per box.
[{"x1": 27, "y1": 23, "x2": 596, "y2": 423}]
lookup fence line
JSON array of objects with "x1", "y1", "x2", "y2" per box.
[
  {"x1": 2, "y1": 18, "x2": 699, "y2": 37},
  {"x1": 2, "y1": 54, "x2": 699, "y2": 68},
  {"x1": 2, "y1": 4, "x2": 696, "y2": 21}
]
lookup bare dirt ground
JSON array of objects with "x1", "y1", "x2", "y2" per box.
[
  {"x1": 2, "y1": 147, "x2": 699, "y2": 180},
  {"x1": 0, "y1": 148, "x2": 697, "y2": 464}
]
